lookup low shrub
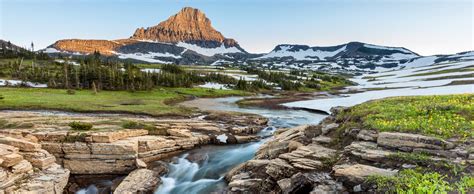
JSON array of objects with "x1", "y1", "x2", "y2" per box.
[
  {"x1": 122, "y1": 121, "x2": 143, "y2": 129},
  {"x1": 66, "y1": 89, "x2": 75, "y2": 95},
  {"x1": 68, "y1": 121, "x2": 93, "y2": 131},
  {"x1": 122, "y1": 120, "x2": 168, "y2": 135}
]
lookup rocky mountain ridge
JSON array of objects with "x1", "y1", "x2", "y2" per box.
[
  {"x1": 42, "y1": 7, "x2": 473, "y2": 72},
  {"x1": 45, "y1": 7, "x2": 246, "y2": 64}
]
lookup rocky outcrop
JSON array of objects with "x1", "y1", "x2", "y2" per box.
[
  {"x1": 333, "y1": 164, "x2": 397, "y2": 185},
  {"x1": 0, "y1": 110, "x2": 267, "y2": 178},
  {"x1": 113, "y1": 169, "x2": 160, "y2": 193},
  {"x1": 226, "y1": 106, "x2": 473, "y2": 193},
  {"x1": 377, "y1": 132, "x2": 455, "y2": 151},
  {"x1": 0, "y1": 136, "x2": 69, "y2": 193}
]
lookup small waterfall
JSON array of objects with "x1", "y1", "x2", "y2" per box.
[{"x1": 155, "y1": 142, "x2": 265, "y2": 194}]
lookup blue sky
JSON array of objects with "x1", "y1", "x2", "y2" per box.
[{"x1": 0, "y1": 0, "x2": 472, "y2": 55}]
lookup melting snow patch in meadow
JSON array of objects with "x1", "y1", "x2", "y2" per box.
[
  {"x1": 284, "y1": 84, "x2": 473, "y2": 113},
  {"x1": 0, "y1": 79, "x2": 47, "y2": 88},
  {"x1": 54, "y1": 59, "x2": 80, "y2": 66},
  {"x1": 140, "y1": 68, "x2": 161, "y2": 73},
  {"x1": 226, "y1": 73, "x2": 258, "y2": 81},
  {"x1": 198, "y1": 82, "x2": 230, "y2": 90}
]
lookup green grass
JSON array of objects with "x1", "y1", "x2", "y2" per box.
[
  {"x1": 337, "y1": 94, "x2": 474, "y2": 139},
  {"x1": 367, "y1": 169, "x2": 473, "y2": 194},
  {"x1": 0, "y1": 87, "x2": 249, "y2": 116}
]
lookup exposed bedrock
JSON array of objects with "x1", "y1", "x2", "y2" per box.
[{"x1": 226, "y1": 107, "x2": 473, "y2": 193}]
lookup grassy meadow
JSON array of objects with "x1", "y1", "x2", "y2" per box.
[
  {"x1": 337, "y1": 94, "x2": 473, "y2": 139},
  {"x1": 0, "y1": 87, "x2": 249, "y2": 116}
]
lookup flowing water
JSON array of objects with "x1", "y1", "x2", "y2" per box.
[{"x1": 155, "y1": 96, "x2": 327, "y2": 194}]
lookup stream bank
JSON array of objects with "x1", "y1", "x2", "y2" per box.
[{"x1": 155, "y1": 96, "x2": 327, "y2": 193}]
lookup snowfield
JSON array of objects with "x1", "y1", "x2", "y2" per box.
[
  {"x1": 284, "y1": 60, "x2": 474, "y2": 113},
  {"x1": 176, "y1": 42, "x2": 242, "y2": 57}
]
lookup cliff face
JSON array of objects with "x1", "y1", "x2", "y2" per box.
[{"x1": 130, "y1": 7, "x2": 238, "y2": 48}]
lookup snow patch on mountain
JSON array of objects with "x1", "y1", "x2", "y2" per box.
[
  {"x1": 176, "y1": 42, "x2": 242, "y2": 57},
  {"x1": 258, "y1": 45, "x2": 347, "y2": 60},
  {"x1": 398, "y1": 56, "x2": 438, "y2": 69},
  {"x1": 115, "y1": 52, "x2": 176, "y2": 64},
  {"x1": 363, "y1": 43, "x2": 413, "y2": 53}
]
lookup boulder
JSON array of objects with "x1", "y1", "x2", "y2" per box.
[
  {"x1": 330, "y1": 106, "x2": 348, "y2": 115},
  {"x1": 8, "y1": 164, "x2": 70, "y2": 194},
  {"x1": 90, "y1": 138, "x2": 138, "y2": 155},
  {"x1": 133, "y1": 136, "x2": 176, "y2": 152},
  {"x1": 0, "y1": 136, "x2": 41, "y2": 151},
  {"x1": 234, "y1": 135, "x2": 259, "y2": 143},
  {"x1": 228, "y1": 174, "x2": 263, "y2": 192},
  {"x1": 274, "y1": 125, "x2": 307, "y2": 142},
  {"x1": 321, "y1": 123, "x2": 339, "y2": 135},
  {"x1": 226, "y1": 159, "x2": 270, "y2": 181},
  {"x1": 357, "y1": 130, "x2": 378, "y2": 142},
  {"x1": 40, "y1": 142, "x2": 63, "y2": 155},
  {"x1": 1, "y1": 153, "x2": 23, "y2": 167},
  {"x1": 255, "y1": 141, "x2": 289, "y2": 159},
  {"x1": 136, "y1": 158, "x2": 147, "y2": 168},
  {"x1": 345, "y1": 141, "x2": 393, "y2": 162},
  {"x1": 333, "y1": 164, "x2": 397, "y2": 185},
  {"x1": 11, "y1": 160, "x2": 33, "y2": 174},
  {"x1": 167, "y1": 128, "x2": 193, "y2": 138},
  {"x1": 62, "y1": 142, "x2": 90, "y2": 154},
  {"x1": 265, "y1": 158, "x2": 296, "y2": 180},
  {"x1": 304, "y1": 125, "x2": 322, "y2": 139},
  {"x1": 279, "y1": 143, "x2": 337, "y2": 170},
  {"x1": 64, "y1": 159, "x2": 136, "y2": 174},
  {"x1": 377, "y1": 132, "x2": 455, "y2": 150},
  {"x1": 21, "y1": 149, "x2": 56, "y2": 169},
  {"x1": 312, "y1": 136, "x2": 333, "y2": 145},
  {"x1": 288, "y1": 140, "x2": 304, "y2": 152},
  {"x1": 278, "y1": 172, "x2": 342, "y2": 194},
  {"x1": 90, "y1": 129, "x2": 148, "y2": 143},
  {"x1": 113, "y1": 169, "x2": 160, "y2": 194}
]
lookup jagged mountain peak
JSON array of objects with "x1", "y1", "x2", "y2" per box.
[{"x1": 131, "y1": 7, "x2": 238, "y2": 48}]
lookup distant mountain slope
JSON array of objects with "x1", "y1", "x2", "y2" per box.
[
  {"x1": 0, "y1": 39, "x2": 28, "y2": 52},
  {"x1": 258, "y1": 42, "x2": 419, "y2": 61},
  {"x1": 250, "y1": 42, "x2": 423, "y2": 71}
]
